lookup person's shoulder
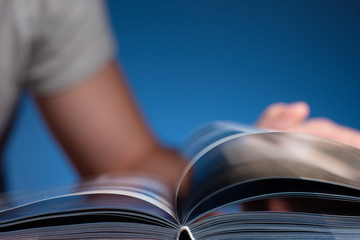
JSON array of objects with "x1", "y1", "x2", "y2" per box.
[{"x1": 41, "y1": 0, "x2": 105, "y2": 16}]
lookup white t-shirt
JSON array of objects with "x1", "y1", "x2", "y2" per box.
[{"x1": 0, "y1": 0, "x2": 114, "y2": 141}]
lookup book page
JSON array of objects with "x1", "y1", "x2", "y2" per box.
[
  {"x1": 0, "y1": 172, "x2": 178, "y2": 227},
  {"x1": 176, "y1": 122, "x2": 360, "y2": 223}
]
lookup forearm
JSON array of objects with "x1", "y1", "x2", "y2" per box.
[{"x1": 36, "y1": 62, "x2": 186, "y2": 188}]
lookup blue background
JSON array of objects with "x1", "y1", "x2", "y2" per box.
[{"x1": 4, "y1": 0, "x2": 360, "y2": 191}]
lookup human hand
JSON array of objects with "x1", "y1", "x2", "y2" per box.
[
  {"x1": 130, "y1": 147, "x2": 189, "y2": 194},
  {"x1": 256, "y1": 101, "x2": 360, "y2": 148}
]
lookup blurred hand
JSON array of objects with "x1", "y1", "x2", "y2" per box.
[
  {"x1": 256, "y1": 101, "x2": 360, "y2": 149},
  {"x1": 131, "y1": 147, "x2": 188, "y2": 193}
]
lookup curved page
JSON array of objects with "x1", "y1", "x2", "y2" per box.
[
  {"x1": 0, "y1": 172, "x2": 177, "y2": 228},
  {"x1": 177, "y1": 122, "x2": 360, "y2": 223}
]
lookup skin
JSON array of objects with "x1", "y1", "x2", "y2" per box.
[
  {"x1": 257, "y1": 101, "x2": 360, "y2": 149},
  {"x1": 36, "y1": 61, "x2": 187, "y2": 191}
]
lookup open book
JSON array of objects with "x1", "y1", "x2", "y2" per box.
[{"x1": 1, "y1": 121, "x2": 360, "y2": 239}]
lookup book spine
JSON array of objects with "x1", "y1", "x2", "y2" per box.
[{"x1": 176, "y1": 226, "x2": 195, "y2": 240}]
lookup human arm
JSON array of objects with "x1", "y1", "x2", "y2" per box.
[
  {"x1": 257, "y1": 101, "x2": 360, "y2": 148},
  {"x1": 23, "y1": 0, "x2": 186, "y2": 190},
  {"x1": 35, "y1": 61, "x2": 186, "y2": 190}
]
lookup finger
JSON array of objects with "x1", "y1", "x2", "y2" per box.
[
  {"x1": 257, "y1": 101, "x2": 310, "y2": 130},
  {"x1": 292, "y1": 118, "x2": 360, "y2": 149},
  {"x1": 274, "y1": 101, "x2": 310, "y2": 129},
  {"x1": 256, "y1": 103, "x2": 287, "y2": 129}
]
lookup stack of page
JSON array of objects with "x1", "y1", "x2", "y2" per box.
[{"x1": 1, "y1": 121, "x2": 360, "y2": 239}]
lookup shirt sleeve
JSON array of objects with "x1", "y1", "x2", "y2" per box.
[{"x1": 26, "y1": 0, "x2": 115, "y2": 96}]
